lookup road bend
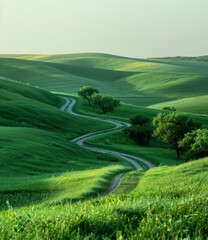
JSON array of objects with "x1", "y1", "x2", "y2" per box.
[{"x1": 61, "y1": 97, "x2": 155, "y2": 194}]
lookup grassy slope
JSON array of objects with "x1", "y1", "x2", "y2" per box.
[
  {"x1": 0, "y1": 79, "x2": 132, "y2": 208},
  {"x1": 74, "y1": 97, "x2": 208, "y2": 128},
  {"x1": 149, "y1": 95, "x2": 208, "y2": 115},
  {"x1": 0, "y1": 78, "x2": 112, "y2": 136},
  {"x1": 1, "y1": 157, "x2": 207, "y2": 239},
  {"x1": 0, "y1": 54, "x2": 208, "y2": 112}
]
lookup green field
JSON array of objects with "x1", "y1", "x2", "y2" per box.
[
  {"x1": 0, "y1": 53, "x2": 207, "y2": 239},
  {"x1": 0, "y1": 158, "x2": 207, "y2": 239},
  {"x1": 149, "y1": 95, "x2": 208, "y2": 115},
  {"x1": 1, "y1": 53, "x2": 208, "y2": 113}
]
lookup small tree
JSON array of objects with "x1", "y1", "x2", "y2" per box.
[
  {"x1": 153, "y1": 113, "x2": 201, "y2": 159},
  {"x1": 124, "y1": 114, "x2": 152, "y2": 146},
  {"x1": 78, "y1": 86, "x2": 99, "y2": 106},
  {"x1": 163, "y1": 106, "x2": 176, "y2": 111},
  {"x1": 179, "y1": 129, "x2": 208, "y2": 160},
  {"x1": 92, "y1": 94, "x2": 120, "y2": 114},
  {"x1": 130, "y1": 114, "x2": 151, "y2": 126},
  {"x1": 124, "y1": 125, "x2": 152, "y2": 146}
]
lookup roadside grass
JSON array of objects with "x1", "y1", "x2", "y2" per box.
[
  {"x1": 87, "y1": 135, "x2": 182, "y2": 166},
  {"x1": 0, "y1": 165, "x2": 129, "y2": 209},
  {"x1": 73, "y1": 97, "x2": 160, "y2": 122},
  {"x1": 74, "y1": 97, "x2": 208, "y2": 128},
  {"x1": 113, "y1": 170, "x2": 145, "y2": 194},
  {"x1": 0, "y1": 127, "x2": 105, "y2": 177},
  {"x1": 73, "y1": 98, "x2": 207, "y2": 166},
  {"x1": 0, "y1": 126, "x2": 133, "y2": 208},
  {"x1": 0, "y1": 158, "x2": 207, "y2": 239}
]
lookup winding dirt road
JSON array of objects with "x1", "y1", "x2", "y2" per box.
[{"x1": 61, "y1": 97, "x2": 155, "y2": 194}]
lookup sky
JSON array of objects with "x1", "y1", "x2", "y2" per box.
[{"x1": 0, "y1": 0, "x2": 208, "y2": 58}]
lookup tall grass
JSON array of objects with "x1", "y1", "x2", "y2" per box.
[{"x1": 0, "y1": 158, "x2": 207, "y2": 239}]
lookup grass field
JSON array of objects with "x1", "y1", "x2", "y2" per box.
[
  {"x1": 0, "y1": 53, "x2": 207, "y2": 239},
  {"x1": 0, "y1": 157, "x2": 207, "y2": 239},
  {"x1": 0, "y1": 78, "x2": 113, "y2": 137},
  {"x1": 0, "y1": 76, "x2": 131, "y2": 209},
  {"x1": 149, "y1": 95, "x2": 208, "y2": 115},
  {"x1": 0, "y1": 53, "x2": 208, "y2": 113}
]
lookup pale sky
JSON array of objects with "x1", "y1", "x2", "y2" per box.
[{"x1": 0, "y1": 0, "x2": 208, "y2": 58}]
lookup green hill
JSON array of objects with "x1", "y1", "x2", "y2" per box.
[
  {"x1": 149, "y1": 95, "x2": 208, "y2": 115},
  {"x1": 0, "y1": 78, "x2": 111, "y2": 134},
  {"x1": 1, "y1": 157, "x2": 207, "y2": 239},
  {"x1": 0, "y1": 126, "x2": 129, "y2": 208},
  {"x1": 0, "y1": 77, "x2": 126, "y2": 208},
  {"x1": 0, "y1": 54, "x2": 208, "y2": 113}
]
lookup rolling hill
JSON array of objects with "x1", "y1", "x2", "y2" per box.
[
  {"x1": 0, "y1": 77, "x2": 129, "y2": 208},
  {"x1": 0, "y1": 53, "x2": 208, "y2": 113},
  {"x1": 1, "y1": 157, "x2": 207, "y2": 239}
]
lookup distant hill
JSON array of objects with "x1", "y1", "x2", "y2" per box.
[
  {"x1": 150, "y1": 55, "x2": 208, "y2": 61},
  {"x1": 0, "y1": 53, "x2": 208, "y2": 114}
]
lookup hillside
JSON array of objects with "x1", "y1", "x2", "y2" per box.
[
  {"x1": 0, "y1": 78, "x2": 112, "y2": 134},
  {"x1": 0, "y1": 78, "x2": 130, "y2": 209},
  {"x1": 1, "y1": 157, "x2": 207, "y2": 239},
  {"x1": 0, "y1": 54, "x2": 208, "y2": 114},
  {"x1": 149, "y1": 95, "x2": 208, "y2": 115}
]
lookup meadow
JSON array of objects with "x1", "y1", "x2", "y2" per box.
[
  {"x1": 0, "y1": 158, "x2": 207, "y2": 239},
  {"x1": 1, "y1": 53, "x2": 208, "y2": 113},
  {"x1": 0, "y1": 77, "x2": 130, "y2": 209},
  {"x1": 0, "y1": 53, "x2": 207, "y2": 239}
]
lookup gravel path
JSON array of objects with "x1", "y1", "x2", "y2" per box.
[{"x1": 61, "y1": 97, "x2": 155, "y2": 195}]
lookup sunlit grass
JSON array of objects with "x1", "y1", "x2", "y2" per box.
[
  {"x1": 0, "y1": 165, "x2": 129, "y2": 209},
  {"x1": 149, "y1": 95, "x2": 208, "y2": 115},
  {"x1": 0, "y1": 158, "x2": 207, "y2": 239}
]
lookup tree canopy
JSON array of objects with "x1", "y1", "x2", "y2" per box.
[
  {"x1": 92, "y1": 94, "x2": 120, "y2": 114},
  {"x1": 179, "y1": 129, "x2": 208, "y2": 160},
  {"x1": 130, "y1": 114, "x2": 151, "y2": 126},
  {"x1": 153, "y1": 113, "x2": 201, "y2": 159},
  {"x1": 78, "y1": 86, "x2": 99, "y2": 106},
  {"x1": 124, "y1": 114, "x2": 152, "y2": 146},
  {"x1": 162, "y1": 106, "x2": 176, "y2": 111}
]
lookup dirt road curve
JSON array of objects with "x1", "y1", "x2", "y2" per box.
[{"x1": 61, "y1": 97, "x2": 155, "y2": 194}]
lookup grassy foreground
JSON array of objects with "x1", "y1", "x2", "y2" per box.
[{"x1": 0, "y1": 157, "x2": 207, "y2": 239}]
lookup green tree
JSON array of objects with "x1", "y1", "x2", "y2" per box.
[
  {"x1": 153, "y1": 113, "x2": 201, "y2": 159},
  {"x1": 92, "y1": 94, "x2": 120, "y2": 114},
  {"x1": 179, "y1": 129, "x2": 208, "y2": 160},
  {"x1": 163, "y1": 106, "x2": 176, "y2": 111},
  {"x1": 130, "y1": 114, "x2": 151, "y2": 126},
  {"x1": 124, "y1": 114, "x2": 152, "y2": 146},
  {"x1": 78, "y1": 86, "x2": 99, "y2": 106}
]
